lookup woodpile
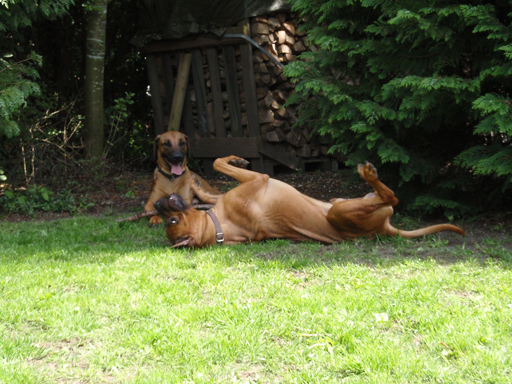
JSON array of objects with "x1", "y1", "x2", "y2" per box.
[
  {"x1": 143, "y1": 6, "x2": 343, "y2": 175},
  {"x1": 249, "y1": 13, "x2": 324, "y2": 159},
  {"x1": 165, "y1": 11, "x2": 339, "y2": 169},
  {"x1": 186, "y1": 12, "x2": 333, "y2": 162}
]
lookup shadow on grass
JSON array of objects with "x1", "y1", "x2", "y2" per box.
[
  {"x1": 0, "y1": 216, "x2": 169, "y2": 265},
  {"x1": 188, "y1": 216, "x2": 512, "y2": 270},
  {"x1": 1, "y1": 215, "x2": 511, "y2": 269}
]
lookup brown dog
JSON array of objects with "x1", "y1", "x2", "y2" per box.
[
  {"x1": 144, "y1": 131, "x2": 222, "y2": 225},
  {"x1": 153, "y1": 155, "x2": 465, "y2": 247}
]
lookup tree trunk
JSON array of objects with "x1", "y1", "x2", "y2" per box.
[{"x1": 84, "y1": 0, "x2": 108, "y2": 163}]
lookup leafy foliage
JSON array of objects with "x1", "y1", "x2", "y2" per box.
[
  {"x1": 0, "y1": 185, "x2": 93, "y2": 214},
  {"x1": 0, "y1": 52, "x2": 42, "y2": 138},
  {"x1": 285, "y1": 0, "x2": 512, "y2": 217},
  {"x1": 0, "y1": 0, "x2": 153, "y2": 199},
  {"x1": 0, "y1": 0, "x2": 73, "y2": 138}
]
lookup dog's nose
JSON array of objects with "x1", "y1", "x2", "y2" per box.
[{"x1": 170, "y1": 153, "x2": 184, "y2": 163}]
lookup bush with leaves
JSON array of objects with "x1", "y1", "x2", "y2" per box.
[
  {"x1": 0, "y1": 0, "x2": 74, "y2": 139},
  {"x1": 0, "y1": 0, "x2": 152, "y2": 199},
  {"x1": 0, "y1": 52, "x2": 42, "y2": 139},
  {"x1": 285, "y1": 0, "x2": 512, "y2": 218},
  {"x1": 0, "y1": 185, "x2": 94, "y2": 215},
  {"x1": 0, "y1": 0, "x2": 76, "y2": 183}
]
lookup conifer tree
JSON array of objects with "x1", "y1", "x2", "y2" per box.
[
  {"x1": 285, "y1": 0, "x2": 512, "y2": 217},
  {"x1": 0, "y1": 0, "x2": 73, "y2": 139}
]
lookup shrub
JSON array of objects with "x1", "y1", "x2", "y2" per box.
[
  {"x1": 0, "y1": 185, "x2": 94, "y2": 215},
  {"x1": 285, "y1": 0, "x2": 512, "y2": 218}
]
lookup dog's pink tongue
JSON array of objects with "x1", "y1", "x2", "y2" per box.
[{"x1": 171, "y1": 164, "x2": 183, "y2": 175}]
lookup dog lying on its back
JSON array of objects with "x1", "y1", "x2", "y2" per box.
[{"x1": 154, "y1": 155, "x2": 465, "y2": 247}]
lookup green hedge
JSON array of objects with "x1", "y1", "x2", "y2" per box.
[{"x1": 285, "y1": 0, "x2": 512, "y2": 218}]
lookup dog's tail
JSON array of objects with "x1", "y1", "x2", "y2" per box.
[{"x1": 384, "y1": 222, "x2": 466, "y2": 238}]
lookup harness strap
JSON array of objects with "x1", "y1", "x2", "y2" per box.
[{"x1": 206, "y1": 210, "x2": 224, "y2": 243}]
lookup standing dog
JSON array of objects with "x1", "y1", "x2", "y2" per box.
[
  {"x1": 154, "y1": 155, "x2": 465, "y2": 247},
  {"x1": 144, "y1": 131, "x2": 222, "y2": 225}
]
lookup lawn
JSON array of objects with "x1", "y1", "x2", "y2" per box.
[{"x1": 1, "y1": 215, "x2": 511, "y2": 383}]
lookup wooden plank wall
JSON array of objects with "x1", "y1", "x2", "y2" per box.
[
  {"x1": 146, "y1": 54, "x2": 165, "y2": 135},
  {"x1": 145, "y1": 39, "x2": 268, "y2": 173},
  {"x1": 143, "y1": 26, "x2": 326, "y2": 176},
  {"x1": 206, "y1": 47, "x2": 225, "y2": 138}
]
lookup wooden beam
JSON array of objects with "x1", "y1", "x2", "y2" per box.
[
  {"x1": 142, "y1": 27, "x2": 247, "y2": 54},
  {"x1": 190, "y1": 137, "x2": 261, "y2": 158},
  {"x1": 146, "y1": 54, "x2": 165, "y2": 135},
  {"x1": 206, "y1": 47, "x2": 225, "y2": 138},
  {"x1": 259, "y1": 141, "x2": 300, "y2": 170},
  {"x1": 168, "y1": 53, "x2": 192, "y2": 131},
  {"x1": 183, "y1": 83, "x2": 194, "y2": 137},
  {"x1": 162, "y1": 53, "x2": 175, "y2": 117},
  {"x1": 240, "y1": 44, "x2": 260, "y2": 137},
  {"x1": 238, "y1": 19, "x2": 261, "y2": 138},
  {"x1": 223, "y1": 45, "x2": 242, "y2": 137},
  {"x1": 178, "y1": 53, "x2": 194, "y2": 137},
  {"x1": 191, "y1": 49, "x2": 210, "y2": 137}
]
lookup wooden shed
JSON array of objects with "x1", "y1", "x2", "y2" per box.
[{"x1": 134, "y1": 0, "x2": 338, "y2": 176}]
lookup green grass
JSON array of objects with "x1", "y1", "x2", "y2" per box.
[{"x1": 0, "y1": 216, "x2": 511, "y2": 383}]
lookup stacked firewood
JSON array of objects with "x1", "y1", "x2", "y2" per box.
[
  {"x1": 248, "y1": 13, "x2": 333, "y2": 159},
  {"x1": 190, "y1": 12, "x2": 334, "y2": 160}
]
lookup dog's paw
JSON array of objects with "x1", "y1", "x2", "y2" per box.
[
  {"x1": 229, "y1": 158, "x2": 249, "y2": 169},
  {"x1": 149, "y1": 215, "x2": 163, "y2": 226},
  {"x1": 358, "y1": 161, "x2": 378, "y2": 182}
]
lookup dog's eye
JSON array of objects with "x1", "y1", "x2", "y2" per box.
[{"x1": 164, "y1": 214, "x2": 180, "y2": 227}]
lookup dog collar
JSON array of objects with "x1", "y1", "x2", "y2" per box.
[
  {"x1": 206, "y1": 210, "x2": 224, "y2": 243},
  {"x1": 157, "y1": 165, "x2": 186, "y2": 182}
]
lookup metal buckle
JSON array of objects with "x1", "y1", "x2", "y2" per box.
[{"x1": 216, "y1": 233, "x2": 225, "y2": 243}]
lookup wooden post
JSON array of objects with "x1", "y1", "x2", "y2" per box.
[
  {"x1": 146, "y1": 54, "x2": 165, "y2": 135},
  {"x1": 239, "y1": 19, "x2": 261, "y2": 138},
  {"x1": 206, "y1": 47, "x2": 225, "y2": 138},
  {"x1": 191, "y1": 49, "x2": 210, "y2": 137},
  {"x1": 168, "y1": 53, "x2": 192, "y2": 131},
  {"x1": 223, "y1": 46, "x2": 243, "y2": 137},
  {"x1": 162, "y1": 53, "x2": 175, "y2": 117}
]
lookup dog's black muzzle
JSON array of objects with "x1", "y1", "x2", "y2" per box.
[{"x1": 165, "y1": 151, "x2": 184, "y2": 165}]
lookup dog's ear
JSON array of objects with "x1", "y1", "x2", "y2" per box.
[{"x1": 153, "y1": 135, "x2": 161, "y2": 161}]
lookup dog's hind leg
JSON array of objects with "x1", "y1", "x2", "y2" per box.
[
  {"x1": 326, "y1": 163, "x2": 398, "y2": 237},
  {"x1": 357, "y1": 162, "x2": 399, "y2": 207},
  {"x1": 327, "y1": 163, "x2": 465, "y2": 238},
  {"x1": 190, "y1": 175, "x2": 223, "y2": 204}
]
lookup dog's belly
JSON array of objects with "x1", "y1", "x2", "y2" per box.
[{"x1": 249, "y1": 179, "x2": 345, "y2": 243}]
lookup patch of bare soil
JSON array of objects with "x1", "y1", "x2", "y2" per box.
[{"x1": 205, "y1": 167, "x2": 373, "y2": 200}]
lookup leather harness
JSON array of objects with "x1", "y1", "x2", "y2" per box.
[{"x1": 206, "y1": 209, "x2": 224, "y2": 243}]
